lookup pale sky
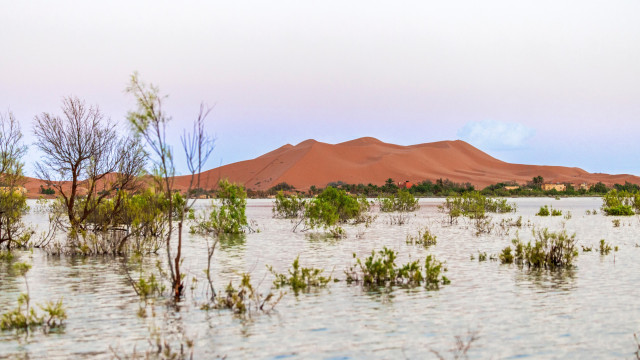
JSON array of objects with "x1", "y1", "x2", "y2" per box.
[{"x1": 2, "y1": 1, "x2": 639, "y2": 177}]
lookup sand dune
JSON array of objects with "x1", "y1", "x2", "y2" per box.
[{"x1": 172, "y1": 137, "x2": 640, "y2": 191}]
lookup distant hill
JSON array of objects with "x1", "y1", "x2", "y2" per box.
[{"x1": 171, "y1": 137, "x2": 640, "y2": 191}]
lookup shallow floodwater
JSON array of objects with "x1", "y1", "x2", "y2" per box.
[{"x1": 1, "y1": 198, "x2": 640, "y2": 359}]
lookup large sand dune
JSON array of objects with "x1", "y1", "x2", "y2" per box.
[{"x1": 172, "y1": 137, "x2": 640, "y2": 191}]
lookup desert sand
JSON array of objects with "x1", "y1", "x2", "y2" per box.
[{"x1": 171, "y1": 137, "x2": 640, "y2": 191}]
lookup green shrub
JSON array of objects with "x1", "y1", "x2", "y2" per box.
[
  {"x1": 272, "y1": 191, "x2": 306, "y2": 219},
  {"x1": 499, "y1": 229, "x2": 578, "y2": 269},
  {"x1": 197, "y1": 180, "x2": 248, "y2": 235},
  {"x1": 599, "y1": 239, "x2": 613, "y2": 255},
  {"x1": 303, "y1": 187, "x2": 371, "y2": 234},
  {"x1": 268, "y1": 256, "x2": 331, "y2": 295},
  {"x1": 215, "y1": 273, "x2": 283, "y2": 315},
  {"x1": 345, "y1": 247, "x2": 450, "y2": 289},
  {"x1": 602, "y1": 189, "x2": 638, "y2": 216},
  {"x1": 536, "y1": 206, "x2": 550, "y2": 216},
  {"x1": 406, "y1": 227, "x2": 437, "y2": 248},
  {"x1": 378, "y1": 189, "x2": 419, "y2": 212},
  {"x1": 441, "y1": 191, "x2": 515, "y2": 224}
]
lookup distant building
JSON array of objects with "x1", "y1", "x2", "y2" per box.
[
  {"x1": 573, "y1": 182, "x2": 589, "y2": 191},
  {"x1": 504, "y1": 186, "x2": 520, "y2": 191},
  {"x1": 398, "y1": 180, "x2": 413, "y2": 189},
  {"x1": 541, "y1": 183, "x2": 566, "y2": 192}
]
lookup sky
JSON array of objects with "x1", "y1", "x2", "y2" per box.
[{"x1": 1, "y1": 1, "x2": 639, "y2": 177}]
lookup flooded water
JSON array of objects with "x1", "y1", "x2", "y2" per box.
[{"x1": 1, "y1": 198, "x2": 640, "y2": 359}]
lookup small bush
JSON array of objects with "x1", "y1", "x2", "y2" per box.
[
  {"x1": 406, "y1": 227, "x2": 437, "y2": 248},
  {"x1": 345, "y1": 247, "x2": 450, "y2": 289},
  {"x1": 378, "y1": 189, "x2": 419, "y2": 213},
  {"x1": 599, "y1": 239, "x2": 612, "y2": 255},
  {"x1": 499, "y1": 229, "x2": 578, "y2": 269},
  {"x1": 215, "y1": 273, "x2": 283, "y2": 315},
  {"x1": 268, "y1": 256, "x2": 332, "y2": 295},
  {"x1": 536, "y1": 206, "x2": 550, "y2": 216},
  {"x1": 272, "y1": 191, "x2": 306, "y2": 219}
]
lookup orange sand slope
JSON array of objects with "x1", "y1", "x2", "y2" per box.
[{"x1": 173, "y1": 137, "x2": 640, "y2": 191}]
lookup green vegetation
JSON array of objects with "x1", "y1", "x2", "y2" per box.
[
  {"x1": 378, "y1": 189, "x2": 419, "y2": 212},
  {"x1": 535, "y1": 205, "x2": 562, "y2": 217},
  {"x1": 1, "y1": 262, "x2": 66, "y2": 332},
  {"x1": 39, "y1": 185, "x2": 55, "y2": 195},
  {"x1": 268, "y1": 256, "x2": 332, "y2": 295},
  {"x1": 500, "y1": 229, "x2": 578, "y2": 269},
  {"x1": 214, "y1": 273, "x2": 283, "y2": 315},
  {"x1": 272, "y1": 191, "x2": 307, "y2": 219},
  {"x1": 345, "y1": 247, "x2": 450, "y2": 289},
  {"x1": 599, "y1": 239, "x2": 614, "y2": 255},
  {"x1": 204, "y1": 179, "x2": 248, "y2": 235},
  {"x1": 441, "y1": 191, "x2": 515, "y2": 224},
  {"x1": 301, "y1": 186, "x2": 371, "y2": 236},
  {"x1": 601, "y1": 189, "x2": 638, "y2": 216},
  {"x1": 406, "y1": 227, "x2": 437, "y2": 248}
]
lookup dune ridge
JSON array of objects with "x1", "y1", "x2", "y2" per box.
[{"x1": 171, "y1": 137, "x2": 640, "y2": 191}]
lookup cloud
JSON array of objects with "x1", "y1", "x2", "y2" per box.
[{"x1": 457, "y1": 120, "x2": 535, "y2": 150}]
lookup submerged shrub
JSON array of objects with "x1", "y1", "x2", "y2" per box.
[
  {"x1": 345, "y1": 247, "x2": 450, "y2": 289},
  {"x1": 302, "y1": 186, "x2": 372, "y2": 235},
  {"x1": 378, "y1": 189, "x2": 419, "y2": 213},
  {"x1": 601, "y1": 190, "x2": 637, "y2": 216},
  {"x1": 268, "y1": 256, "x2": 331, "y2": 295},
  {"x1": 599, "y1": 239, "x2": 613, "y2": 255},
  {"x1": 1, "y1": 262, "x2": 66, "y2": 332},
  {"x1": 272, "y1": 191, "x2": 307, "y2": 219},
  {"x1": 536, "y1": 206, "x2": 550, "y2": 216},
  {"x1": 406, "y1": 227, "x2": 437, "y2": 248},
  {"x1": 215, "y1": 273, "x2": 283, "y2": 315},
  {"x1": 193, "y1": 180, "x2": 249, "y2": 236},
  {"x1": 499, "y1": 229, "x2": 578, "y2": 269},
  {"x1": 440, "y1": 191, "x2": 515, "y2": 224}
]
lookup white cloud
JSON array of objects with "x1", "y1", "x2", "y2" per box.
[{"x1": 457, "y1": 120, "x2": 535, "y2": 150}]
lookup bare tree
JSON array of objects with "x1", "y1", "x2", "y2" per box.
[
  {"x1": 33, "y1": 96, "x2": 146, "y2": 230},
  {"x1": 126, "y1": 72, "x2": 215, "y2": 300}
]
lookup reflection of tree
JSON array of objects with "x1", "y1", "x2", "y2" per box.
[{"x1": 217, "y1": 234, "x2": 247, "y2": 252}]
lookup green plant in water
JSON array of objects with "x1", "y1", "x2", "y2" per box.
[
  {"x1": 581, "y1": 245, "x2": 593, "y2": 252},
  {"x1": 406, "y1": 227, "x2": 437, "y2": 248},
  {"x1": 268, "y1": 256, "x2": 332, "y2": 295},
  {"x1": 551, "y1": 208, "x2": 563, "y2": 216},
  {"x1": 345, "y1": 247, "x2": 449, "y2": 289},
  {"x1": 536, "y1": 206, "x2": 550, "y2": 216},
  {"x1": 301, "y1": 186, "x2": 372, "y2": 235},
  {"x1": 272, "y1": 191, "x2": 307, "y2": 219},
  {"x1": 0, "y1": 262, "x2": 66, "y2": 332},
  {"x1": 499, "y1": 229, "x2": 578, "y2": 269},
  {"x1": 215, "y1": 273, "x2": 283, "y2": 316},
  {"x1": 424, "y1": 255, "x2": 450, "y2": 290},
  {"x1": 601, "y1": 189, "x2": 637, "y2": 216},
  {"x1": 612, "y1": 219, "x2": 621, "y2": 227},
  {"x1": 599, "y1": 239, "x2": 613, "y2": 255},
  {"x1": 378, "y1": 189, "x2": 420, "y2": 213},
  {"x1": 478, "y1": 252, "x2": 488, "y2": 262},
  {"x1": 440, "y1": 191, "x2": 515, "y2": 224}
]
